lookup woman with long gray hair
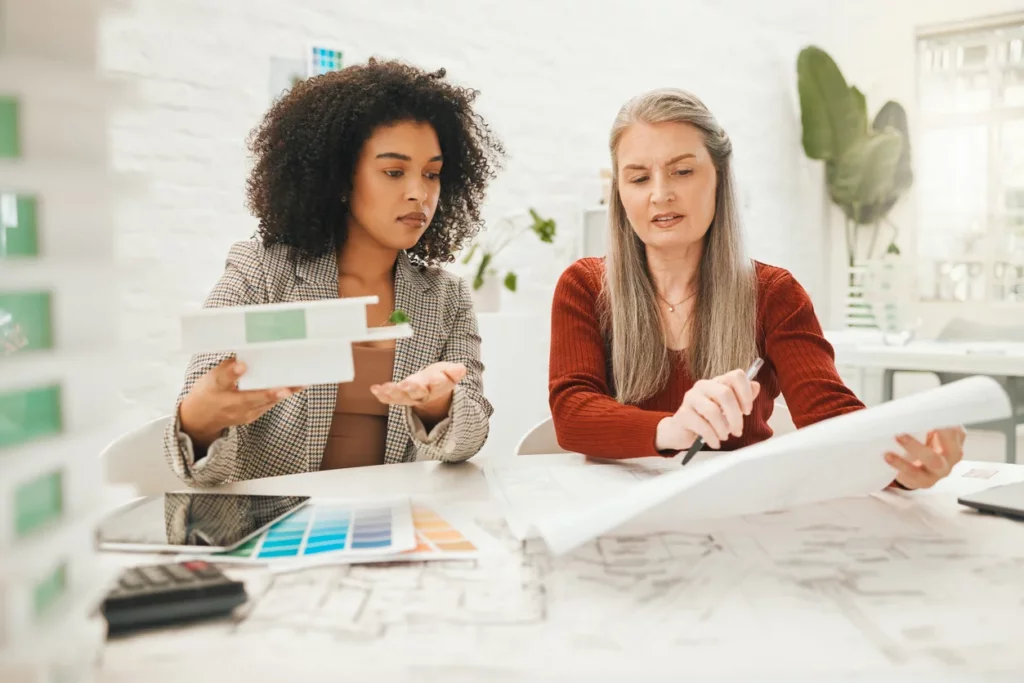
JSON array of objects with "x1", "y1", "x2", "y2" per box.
[{"x1": 547, "y1": 88, "x2": 964, "y2": 490}]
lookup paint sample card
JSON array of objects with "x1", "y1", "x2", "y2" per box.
[
  {"x1": 400, "y1": 504, "x2": 504, "y2": 559},
  {"x1": 208, "y1": 498, "x2": 415, "y2": 564},
  {"x1": 272, "y1": 503, "x2": 506, "y2": 571}
]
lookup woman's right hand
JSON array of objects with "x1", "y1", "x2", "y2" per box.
[
  {"x1": 656, "y1": 368, "x2": 761, "y2": 453},
  {"x1": 178, "y1": 358, "x2": 305, "y2": 449}
]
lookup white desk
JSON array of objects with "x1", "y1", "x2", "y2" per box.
[
  {"x1": 837, "y1": 341, "x2": 1024, "y2": 379},
  {"x1": 98, "y1": 455, "x2": 1024, "y2": 682},
  {"x1": 833, "y1": 341, "x2": 1024, "y2": 463}
]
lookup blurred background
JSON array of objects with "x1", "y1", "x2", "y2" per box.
[
  {"x1": 91, "y1": 1, "x2": 1024, "y2": 423},
  {"x1": 1, "y1": 0, "x2": 1023, "y2": 456}
]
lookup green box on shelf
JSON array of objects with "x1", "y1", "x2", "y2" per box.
[
  {"x1": 15, "y1": 468, "x2": 64, "y2": 538},
  {"x1": 0, "y1": 291, "x2": 54, "y2": 350},
  {"x1": 0, "y1": 96, "x2": 20, "y2": 158},
  {"x1": 0, "y1": 194, "x2": 39, "y2": 258},
  {"x1": 245, "y1": 308, "x2": 307, "y2": 343},
  {"x1": 0, "y1": 384, "x2": 63, "y2": 448},
  {"x1": 33, "y1": 561, "x2": 68, "y2": 619}
]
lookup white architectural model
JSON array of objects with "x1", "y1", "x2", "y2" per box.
[
  {"x1": 0, "y1": 0, "x2": 129, "y2": 680},
  {"x1": 181, "y1": 297, "x2": 412, "y2": 390}
]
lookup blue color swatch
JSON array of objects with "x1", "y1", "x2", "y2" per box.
[{"x1": 250, "y1": 503, "x2": 392, "y2": 559}]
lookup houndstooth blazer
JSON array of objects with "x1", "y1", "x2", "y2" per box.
[{"x1": 163, "y1": 239, "x2": 493, "y2": 488}]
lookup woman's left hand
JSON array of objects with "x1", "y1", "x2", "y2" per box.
[
  {"x1": 884, "y1": 426, "x2": 967, "y2": 489},
  {"x1": 370, "y1": 362, "x2": 466, "y2": 425}
]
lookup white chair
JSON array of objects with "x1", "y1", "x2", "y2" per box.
[
  {"x1": 100, "y1": 415, "x2": 183, "y2": 496},
  {"x1": 515, "y1": 416, "x2": 571, "y2": 456}
]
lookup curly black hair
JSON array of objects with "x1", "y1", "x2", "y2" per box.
[{"x1": 246, "y1": 58, "x2": 505, "y2": 264}]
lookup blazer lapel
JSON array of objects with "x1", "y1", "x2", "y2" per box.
[
  {"x1": 288, "y1": 253, "x2": 339, "y2": 303},
  {"x1": 288, "y1": 252, "x2": 340, "y2": 471},
  {"x1": 387, "y1": 252, "x2": 440, "y2": 463}
]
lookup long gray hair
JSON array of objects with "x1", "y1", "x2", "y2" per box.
[{"x1": 601, "y1": 88, "x2": 757, "y2": 405}]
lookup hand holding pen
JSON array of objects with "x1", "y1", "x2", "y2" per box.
[{"x1": 654, "y1": 358, "x2": 764, "y2": 464}]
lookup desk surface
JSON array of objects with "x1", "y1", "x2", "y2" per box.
[
  {"x1": 98, "y1": 454, "x2": 1024, "y2": 682},
  {"x1": 834, "y1": 340, "x2": 1024, "y2": 376}
]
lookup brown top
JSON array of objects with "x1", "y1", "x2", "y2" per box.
[{"x1": 320, "y1": 345, "x2": 396, "y2": 470}]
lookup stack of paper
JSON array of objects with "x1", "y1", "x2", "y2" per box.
[
  {"x1": 487, "y1": 376, "x2": 1012, "y2": 555},
  {"x1": 181, "y1": 297, "x2": 412, "y2": 390}
]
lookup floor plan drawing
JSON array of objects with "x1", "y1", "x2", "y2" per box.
[{"x1": 102, "y1": 493, "x2": 1024, "y2": 680}]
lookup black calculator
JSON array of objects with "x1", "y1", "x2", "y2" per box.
[{"x1": 101, "y1": 561, "x2": 247, "y2": 636}]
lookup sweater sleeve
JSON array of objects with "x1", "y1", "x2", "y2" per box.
[
  {"x1": 547, "y1": 261, "x2": 674, "y2": 458},
  {"x1": 762, "y1": 271, "x2": 864, "y2": 428}
]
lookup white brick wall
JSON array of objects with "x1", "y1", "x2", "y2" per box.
[{"x1": 104, "y1": 0, "x2": 1006, "y2": 421}]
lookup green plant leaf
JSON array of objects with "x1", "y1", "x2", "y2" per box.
[
  {"x1": 473, "y1": 252, "x2": 492, "y2": 290},
  {"x1": 503, "y1": 271, "x2": 517, "y2": 292},
  {"x1": 838, "y1": 102, "x2": 913, "y2": 225},
  {"x1": 388, "y1": 309, "x2": 410, "y2": 324},
  {"x1": 797, "y1": 46, "x2": 864, "y2": 161},
  {"x1": 850, "y1": 86, "x2": 867, "y2": 137},
  {"x1": 460, "y1": 242, "x2": 478, "y2": 265},
  {"x1": 872, "y1": 100, "x2": 913, "y2": 194},
  {"x1": 827, "y1": 131, "x2": 904, "y2": 220},
  {"x1": 528, "y1": 208, "x2": 556, "y2": 243}
]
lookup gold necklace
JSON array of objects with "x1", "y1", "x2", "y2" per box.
[{"x1": 656, "y1": 289, "x2": 696, "y2": 313}]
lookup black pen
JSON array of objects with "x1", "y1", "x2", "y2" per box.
[{"x1": 680, "y1": 357, "x2": 764, "y2": 466}]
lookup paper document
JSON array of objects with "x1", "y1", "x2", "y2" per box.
[
  {"x1": 485, "y1": 457, "x2": 677, "y2": 540},
  {"x1": 529, "y1": 376, "x2": 1011, "y2": 554}
]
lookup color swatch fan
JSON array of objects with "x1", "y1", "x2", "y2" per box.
[
  {"x1": 272, "y1": 502, "x2": 506, "y2": 569},
  {"x1": 180, "y1": 296, "x2": 412, "y2": 390},
  {"x1": 398, "y1": 504, "x2": 504, "y2": 559},
  {"x1": 208, "y1": 498, "x2": 416, "y2": 564}
]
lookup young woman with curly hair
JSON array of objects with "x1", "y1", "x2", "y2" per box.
[{"x1": 165, "y1": 59, "x2": 505, "y2": 486}]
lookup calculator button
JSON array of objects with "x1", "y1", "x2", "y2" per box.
[
  {"x1": 183, "y1": 561, "x2": 220, "y2": 578},
  {"x1": 105, "y1": 586, "x2": 128, "y2": 599},
  {"x1": 138, "y1": 565, "x2": 172, "y2": 586},
  {"x1": 164, "y1": 564, "x2": 196, "y2": 583},
  {"x1": 118, "y1": 570, "x2": 145, "y2": 589}
]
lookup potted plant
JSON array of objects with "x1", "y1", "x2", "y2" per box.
[
  {"x1": 461, "y1": 208, "x2": 557, "y2": 312},
  {"x1": 796, "y1": 46, "x2": 914, "y2": 330}
]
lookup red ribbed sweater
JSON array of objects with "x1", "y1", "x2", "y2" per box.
[{"x1": 548, "y1": 258, "x2": 865, "y2": 459}]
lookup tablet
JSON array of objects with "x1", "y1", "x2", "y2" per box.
[
  {"x1": 957, "y1": 481, "x2": 1024, "y2": 522},
  {"x1": 96, "y1": 492, "x2": 311, "y2": 553}
]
